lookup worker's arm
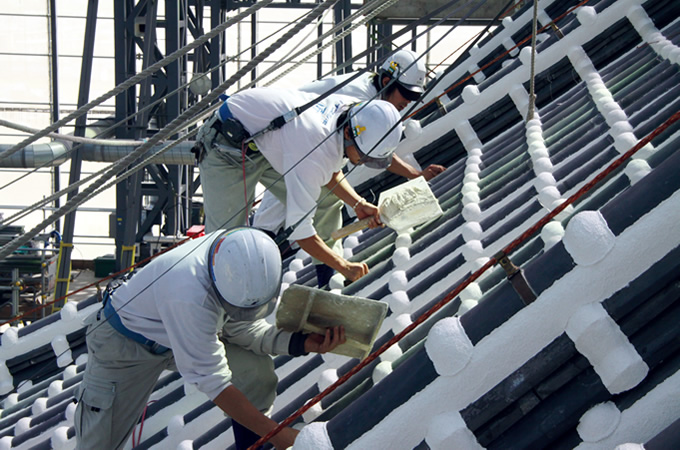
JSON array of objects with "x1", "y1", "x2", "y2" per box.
[
  {"x1": 213, "y1": 385, "x2": 298, "y2": 450},
  {"x1": 212, "y1": 326, "x2": 345, "y2": 449},
  {"x1": 296, "y1": 234, "x2": 368, "y2": 281},
  {"x1": 387, "y1": 154, "x2": 446, "y2": 181},
  {"x1": 325, "y1": 171, "x2": 382, "y2": 227}
]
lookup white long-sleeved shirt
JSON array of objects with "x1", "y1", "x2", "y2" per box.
[
  {"x1": 251, "y1": 72, "x2": 379, "y2": 233},
  {"x1": 298, "y1": 71, "x2": 378, "y2": 99},
  {"x1": 227, "y1": 88, "x2": 357, "y2": 241},
  {"x1": 110, "y1": 231, "x2": 292, "y2": 401}
]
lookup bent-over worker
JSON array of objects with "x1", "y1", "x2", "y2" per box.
[
  {"x1": 251, "y1": 49, "x2": 445, "y2": 286},
  {"x1": 195, "y1": 87, "x2": 403, "y2": 283},
  {"x1": 74, "y1": 227, "x2": 345, "y2": 449}
]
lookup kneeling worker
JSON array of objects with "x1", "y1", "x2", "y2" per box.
[{"x1": 74, "y1": 227, "x2": 345, "y2": 449}]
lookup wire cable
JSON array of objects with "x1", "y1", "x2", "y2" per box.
[
  {"x1": 0, "y1": 0, "x2": 277, "y2": 163},
  {"x1": 527, "y1": 0, "x2": 540, "y2": 121},
  {"x1": 0, "y1": 6, "x2": 322, "y2": 226},
  {"x1": 1, "y1": 0, "x2": 495, "y2": 320},
  {"x1": 0, "y1": 0, "x2": 338, "y2": 259}
]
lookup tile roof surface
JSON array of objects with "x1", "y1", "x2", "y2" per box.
[{"x1": 0, "y1": 0, "x2": 679, "y2": 448}]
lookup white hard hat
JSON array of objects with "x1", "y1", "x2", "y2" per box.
[
  {"x1": 380, "y1": 49, "x2": 426, "y2": 99},
  {"x1": 208, "y1": 227, "x2": 282, "y2": 309},
  {"x1": 348, "y1": 100, "x2": 404, "y2": 169}
]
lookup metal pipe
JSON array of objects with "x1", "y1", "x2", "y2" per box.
[
  {"x1": 0, "y1": 142, "x2": 70, "y2": 168},
  {"x1": 0, "y1": 137, "x2": 196, "y2": 168}
]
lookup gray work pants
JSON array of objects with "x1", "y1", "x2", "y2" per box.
[
  {"x1": 74, "y1": 311, "x2": 277, "y2": 450},
  {"x1": 197, "y1": 136, "x2": 343, "y2": 261}
]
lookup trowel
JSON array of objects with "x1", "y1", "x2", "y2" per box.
[
  {"x1": 332, "y1": 176, "x2": 443, "y2": 240},
  {"x1": 276, "y1": 284, "x2": 388, "y2": 360}
]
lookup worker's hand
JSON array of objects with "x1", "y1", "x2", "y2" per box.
[
  {"x1": 340, "y1": 260, "x2": 369, "y2": 282},
  {"x1": 271, "y1": 426, "x2": 299, "y2": 450},
  {"x1": 355, "y1": 201, "x2": 383, "y2": 228},
  {"x1": 304, "y1": 325, "x2": 347, "y2": 354},
  {"x1": 420, "y1": 164, "x2": 446, "y2": 181}
]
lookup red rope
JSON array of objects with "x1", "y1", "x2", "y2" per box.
[
  {"x1": 249, "y1": 106, "x2": 680, "y2": 448},
  {"x1": 132, "y1": 400, "x2": 157, "y2": 447}
]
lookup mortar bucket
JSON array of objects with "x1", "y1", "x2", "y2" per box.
[{"x1": 276, "y1": 285, "x2": 388, "y2": 360}]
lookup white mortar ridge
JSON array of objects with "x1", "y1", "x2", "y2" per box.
[
  {"x1": 302, "y1": 402, "x2": 324, "y2": 423},
  {"x1": 425, "y1": 317, "x2": 473, "y2": 376},
  {"x1": 401, "y1": 0, "x2": 642, "y2": 158},
  {"x1": 295, "y1": 421, "x2": 333, "y2": 450},
  {"x1": 348, "y1": 183, "x2": 680, "y2": 449},
  {"x1": 563, "y1": 210, "x2": 616, "y2": 266},
  {"x1": 567, "y1": 44, "x2": 655, "y2": 158},
  {"x1": 576, "y1": 368, "x2": 680, "y2": 449},
  {"x1": 628, "y1": 6, "x2": 680, "y2": 66},
  {"x1": 426, "y1": 411, "x2": 483, "y2": 450},
  {"x1": 454, "y1": 117, "x2": 486, "y2": 316},
  {"x1": 577, "y1": 401, "x2": 622, "y2": 443},
  {"x1": 372, "y1": 360, "x2": 393, "y2": 385},
  {"x1": 566, "y1": 302, "x2": 648, "y2": 394}
]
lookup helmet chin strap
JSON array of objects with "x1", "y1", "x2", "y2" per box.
[{"x1": 343, "y1": 137, "x2": 355, "y2": 160}]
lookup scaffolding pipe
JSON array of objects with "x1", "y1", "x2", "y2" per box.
[{"x1": 0, "y1": 141, "x2": 196, "y2": 168}]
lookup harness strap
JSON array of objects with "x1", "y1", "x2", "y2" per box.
[{"x1": 101, "y1": 292, "x2": 170, "y2": 354}]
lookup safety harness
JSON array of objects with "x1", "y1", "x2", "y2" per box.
[{"x1": 98, "y1": 276, "x2": 170, "y2": 355}]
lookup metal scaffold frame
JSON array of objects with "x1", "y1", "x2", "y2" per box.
[{"x1": 0, "y1": 0, "x2": 504, "y2": 310}]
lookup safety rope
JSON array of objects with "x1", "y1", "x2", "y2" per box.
[
  {"x1": 526, "y1": 0, "x2": 540, "y2": 121},
  {"x1": 0, "y1": 119, "x2": 143, "y2": 146},
  {"x1": 0, "y1": 0, "x2": 276, "y2": 163},
  {"x1": 407, "y1": 0, "x2": 593, "y2": 121},
  {"x1": 0, "y1": 4, "x2": 327, "y2": 228},
  {"x1": 250, "y1": 106, "x2": 680, "y2": 449},
  {"x1": 0, "y1": 0, "x2": 337, "y2": 262},
  {"x1": 261, "y1": 0, "x2": 404, "y2": 86},
  {"x1": 132, "y1": 400, "x2": 157, "y2": 447}
]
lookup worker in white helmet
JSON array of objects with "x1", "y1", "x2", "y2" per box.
[
  {"x1": 74, "y1": 227, "x2": 345, "y2": 450},
  {"x1": 195, "y1": 87, "x2": 403, "y2": 282},
  {"x1": 251, "y1": 49, "x2": 446, "y2": 286},
  {"x1": 302, "y1": 48, "x2": 445, "y2": 180}
]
